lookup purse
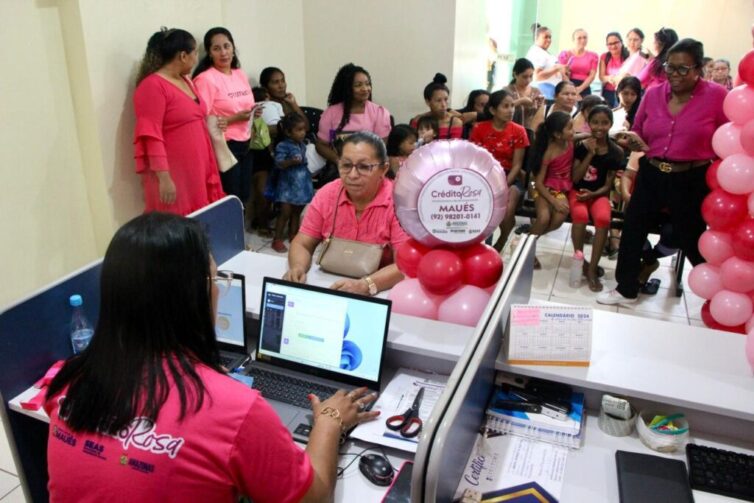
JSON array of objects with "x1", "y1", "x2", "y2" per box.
[{"x1": 316, "y1": 187, "x2": 385, "y2": 278}]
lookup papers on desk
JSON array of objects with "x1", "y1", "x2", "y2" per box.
[
  {"x1": 454, "y1": 433, "x2": 568, "y2": 502},
  {"x1": 506, "y1": 304, "x2": 592, "y2": 366},
  {"x1": 350, "y1": 368, "x2": 447, "y2": 453}
]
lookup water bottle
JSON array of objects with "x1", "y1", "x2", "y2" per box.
[
  {"x1": 569, "y1": 251, "x2": 584, "y2": 288},
  {"x1": 69, "y1": 294, "x2": 94, "y2": 354}
]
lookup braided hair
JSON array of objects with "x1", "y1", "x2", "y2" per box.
[
  {"x1": 136, "y1": 27, "x2": 196, "y2": 85},
  {"x1": 326, "y1": 63, "x2": 372, "y2": 135}
]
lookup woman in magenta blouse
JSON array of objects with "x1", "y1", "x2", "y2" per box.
[
  {"x1": 598, "y1": 32, "x2": 628, "y2": 107},
  {"x1": 558, "y1": 29, "x2": 598, "y2": 98},
  {"x1": 636, "y1": 27, "x2": 679, "y2": 90},
  {"x1": 598, "y1": 39, "x2": 728, "y2": 306}
]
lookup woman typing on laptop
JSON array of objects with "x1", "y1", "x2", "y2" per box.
[{"x1": 44, "y1": 212, "x2": 379, "y2": 502}]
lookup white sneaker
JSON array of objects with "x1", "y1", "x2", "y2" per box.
[{"x1": 596, "y1": 289, "x2": 638, "y2": 305}]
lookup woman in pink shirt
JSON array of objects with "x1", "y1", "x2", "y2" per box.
[
  {"x1": 598, "y1": 32, "x2": 629, "y2": 107},
  {"x1": 286, "y1": 132, "x2": 409, "y2": 296},
  {"x1": 598, "y1": 38, "x2": 728, "y2": 306},
  {"x1": 193, "y1": 27, "x2": 256, "y2": 204},
  {"x1": 45, "y1": 212, "x2": 379, "y2": 502},
  {"x1": 558, "y1": 29, "x2": 598, "y2": 98},
  {"x1": 636, "y1": 27, "x2": 679, "y2": 90},
  {"x1": 316, "y1": 64, "x2": 392, "y2": 166}
]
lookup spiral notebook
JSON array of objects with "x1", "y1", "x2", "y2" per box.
[{"x1": 506, "y1": 304, "x2": 592, "y2": 366}]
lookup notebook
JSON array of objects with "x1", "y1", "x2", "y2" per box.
[
  {"x1": 215, "y1": 272, "x2": 250, "y2": 370},
  {"x1": 248, "y1": 277, "x2": 392, "y2": 442}
]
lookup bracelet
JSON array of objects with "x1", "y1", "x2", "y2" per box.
[{"x1": 319, "y1": 406, "x2": 350, "y2": 445}]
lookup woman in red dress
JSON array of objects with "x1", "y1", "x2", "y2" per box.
[{"x1": 133, "y1": 28, "x2": 225, "y2": 215}]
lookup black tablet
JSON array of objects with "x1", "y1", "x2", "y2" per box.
[{"x1": 616, "y1": 450, "x2": 694, "y2": 503}]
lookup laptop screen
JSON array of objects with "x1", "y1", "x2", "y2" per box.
[
  {"x1": 215, "y1": 273, "x2": 246, "y2": 350},
  {"x1": 257, "y1": 277, "x2": 391, "y2": 387}
]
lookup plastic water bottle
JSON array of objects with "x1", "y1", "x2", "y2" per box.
[
  {"x1": 69, "y1": 294, "x2": 94, "y2": 354},
  {"x1": 569, "y1": 251, "x2": 584, "y2": 288}
]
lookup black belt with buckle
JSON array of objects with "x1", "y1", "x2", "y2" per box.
[{"x1": 648, "y1": 158, "x2": 711, "y2": 173}]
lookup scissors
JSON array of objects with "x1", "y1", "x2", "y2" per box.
[{"x1": 386, "y1": 387, "x2": 424, "y2": 438}]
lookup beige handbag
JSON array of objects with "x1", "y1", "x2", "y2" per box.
[{"x1": 316, "y1": 188, "x2": 385, "y2": 278}]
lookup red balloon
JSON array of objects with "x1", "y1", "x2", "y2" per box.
[
  {"x1": 460, "y1": 243, "x2": 504, "y2": 288},
  {"x1": 417, "y1": 249, "x2": 464, "y2": 295},
  {"x1": 395, "y1": 239, "x2": 430, "y2": 277},
  {"x1": 701, "y1": 300, "x2": 747, "y2": 334},
  {"x1": 732, "y1": 218, "x2": 754, "y2": 261},
  {"x1": 705, "y1": 159, "x2": 722, "y2": 190},
  {"x1": 738, "y1": 49, "x2": 754, "y2": 87},
  {"x1": 701, "y1": 189, "x2": 749, "y2": 231}
]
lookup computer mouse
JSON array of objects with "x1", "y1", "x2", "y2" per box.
[{"x1": 359, "y1": 453, "x2": 394, "y2": 486}]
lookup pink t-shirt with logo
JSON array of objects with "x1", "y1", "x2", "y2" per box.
[
  {"x1": 45, "y1": 363, "x2": 313, "y2": 503},
  {"x1": 194, "y1": 67, "x2": 255, "y2": 142},
  {"x1": 558, "y1": 50, "x2": 598, "y2": 82},
  {"x1": 317, "y1": 101, "x2": 392, "y2": 143}
]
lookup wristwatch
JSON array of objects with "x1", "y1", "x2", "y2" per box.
[{"x1": 363, "y1": 276, "x2": 378, "y2": 296}]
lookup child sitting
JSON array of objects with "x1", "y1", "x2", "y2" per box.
[
  {"x1": 415, "y1": 115, "x2": 439, "y2": 147},
  {"x1": 386, "y1": 124, "x2": 418, "y2": 178}
]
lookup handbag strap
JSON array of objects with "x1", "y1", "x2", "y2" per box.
[{"x1": 326, "y1": 186, "x2": 346, "y2": 240}]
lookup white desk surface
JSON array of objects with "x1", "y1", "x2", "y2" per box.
[
  {"x1": 221, "y1": 250, "x2": 475, "y2": 362},
  {"x1": 497, "y1": 309, "x2": 754, "y2": 423}
]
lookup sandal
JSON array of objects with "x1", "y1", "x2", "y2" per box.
[
  {"x1": 640, "y1": 278, "x2": 661, "y2": 295},
  {"x1": 586, "y1": 272, "x2": 603, "y2": 292},
  {"x1": 583, "y1": 261, "x2": 605, "y2": 278}
]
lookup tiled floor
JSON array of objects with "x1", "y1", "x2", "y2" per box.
[{"x1": 0, "y1": 221, "x2": 701, "y2": 501}]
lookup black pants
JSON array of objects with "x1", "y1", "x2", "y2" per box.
[
  {"x1": 571, "y1": 78, "x2": 592, "y2": 97},
  {"x1": 602, "y1": 89, "x2": 617, "y2": 108},
  {"x1": 220, "y1": 140, "x2": 253, "y2": 203},
  {"x1": 615, "y1": 157, "x2": 710, "y2": 298}
]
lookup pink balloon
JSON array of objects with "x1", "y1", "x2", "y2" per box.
[
  {"x1": 387, "y1": 278, "x2": 440, "y2": 320},
  {"x1": 698, "y1": 230, "x2": 734, "y2": 265},
  {"x1": 393, "y1": 140, "x2": 508, "y2": 248},
  {"x1": 720, "y1": 256, "x2": 754, "y2": 292},
  {"x1": 724, "y1": 85, "x2": 754, "y2": 125},
  {"x1": 717, "y1": 153, "x2": 754, "y2": 195},
  {"x1": 436, "y1": 285, "x2": 491, "y2": 326},
  {"x1": 710, "y1": 290, "x2": 754, "y2": 326},
  {"x1": 746, "y1": 314, "x2": 754, "y2": 334},
  {"x1": 688, "y1": 263, "x2": 723, "y2": 300},
  {"x1": 749, "y1": 192, "x2": 754, "y2": 217},
  {"x1": 741, "y1": 120, "x2": 754, "y2": 156},
  {"x1": 712, "y1": 123, "x2": 744, "y2": 158}
]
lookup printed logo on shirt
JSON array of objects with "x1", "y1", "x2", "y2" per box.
[
  {"x1": 584, "y1": 165, "x2": 598, "y2": 182},
  {"x1": 114, "y1": 417, "x2": 185, "y2": 459},
  {"x1": 228, "y1": 89, "x2": 251, "y2": 99},
  {"x1": 128, "y1": 457, "x2": 156, "y2": 475},
  {"x1": 83, "y1": 439, "x2": 106, "y2": 460},
  {"x1": 52, "y1": 425, "x2": 77, "y2": 447}
]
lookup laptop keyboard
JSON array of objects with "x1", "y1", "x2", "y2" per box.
[
  {"x1": 246, "y1": 367, "x2": 339, "y2": 409},
  {"x1": 220, "y1": 354, "x2": 239, "y2": 369}
]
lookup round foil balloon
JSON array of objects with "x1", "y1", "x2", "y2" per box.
[{"x1": 393, "y1": 140, "x2": 507, "y2": 248}]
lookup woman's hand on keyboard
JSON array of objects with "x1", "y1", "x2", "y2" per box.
[{"x1": 309, "y1": 387, "x2": 379, "y2": 429}]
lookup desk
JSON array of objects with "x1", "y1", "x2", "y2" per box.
[{"x1": 497, "y1": 307, "x2": 754, "y2": 502}]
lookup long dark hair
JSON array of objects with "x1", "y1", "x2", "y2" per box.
[
  {"x1": 510, "y1": 58, "x2": 535, "y2": 85},
  {"x1": 616, "y1": 76, "x2": 642, "y2": 126},
  {"x1": 327, "y1": 63, "x2": 372, "y2": 135},
  {"x1": 529, "y1": 111, "x2": 572, "y2": 176},
  {"x1": 276, "y1": 112, "x2": 308, "y2": 146},
  {"x1": 587, "y1": 105, "x2": 624, "y2": 159},
  {"x1": 47, "y1": 213, "x2": 222, "y2": 434},
  {"x1": 136, "y1": 28, "x2": 196, "y2": 85},
  {"x1": 460, "y1": 90, "x2": 490, "y2": 113},
  {"x1": 260, "y1": 66, "x2": 283, "y2": 89},
  {"x1": 386, "y1": 124, "x2": 418, "y2": 156},
  {"x1": 605, "y1": 32, "x2": 629, "y2": 65},
  {"x1": 192, "y1": 27, "x2": 241, "y2": 78},
  {"x1": 650, "y1": 27, "x2": 679, "y2": 77},
  {"x1": 483, "y1": 89, "x2": 513, "y2": 120}
]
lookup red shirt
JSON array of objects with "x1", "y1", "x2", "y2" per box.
[
  {"x1": 300, "y1": 178, "x2": 409, "y2": 250},
  {"x1": 632, "y1": 79, "x2": 728, "y2": 161},
  {"x1": 45, "y1": 364, "x2": 313, "y2": 503},
  {"x1": 469, "y1": 120, "x2": 530, "y2": 171}
]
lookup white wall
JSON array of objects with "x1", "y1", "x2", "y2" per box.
[
  {"x1": 301, "y1": 0, "x2": 457, "y2": 123},
  {"x1": 452, "y1": 0, "x2": 489, "y2": 108}
]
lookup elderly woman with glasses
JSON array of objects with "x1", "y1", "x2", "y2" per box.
[
  {"x1": 284, "y1": 132, "x2": 409, "y2": 296},
  {"x1": 598, "y1": 38, "x2": 728, "y2": 306}
]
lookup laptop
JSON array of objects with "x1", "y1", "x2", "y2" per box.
[
  {"x1": 248, "y1": 277, "x2": 392, "y2": 442},
  {"x1": 215, "y1": 272, "x2": 250, "y2": 370}
]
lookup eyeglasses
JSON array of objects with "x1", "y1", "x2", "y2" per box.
[
  {"x1": 663, "y1": 62, "x2": 696, "y2": 76},
  {"x1": 212, "y1": 270, "x2": 234, "y2": 297},
  {"x1": 337, "y1": 161, "x2": 383, "y2": 175}
]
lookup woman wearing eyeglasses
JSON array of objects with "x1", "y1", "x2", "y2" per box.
[
  {"x1": 598, "y1": 39, "x2": 727, "y2": 306},
  {"x1": 45, "y1": 212, "x2": 379, "y2": 502},
  {"x1": 284, "y1": 132, "x2": 409, "y2": 296},
  {"x1": 598, "y1": 32, "x2": 629, "y2": 107}
]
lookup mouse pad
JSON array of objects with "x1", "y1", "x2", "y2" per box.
[{"x1": 616, "y1": 450, "x2": 693, "y2": 503}]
